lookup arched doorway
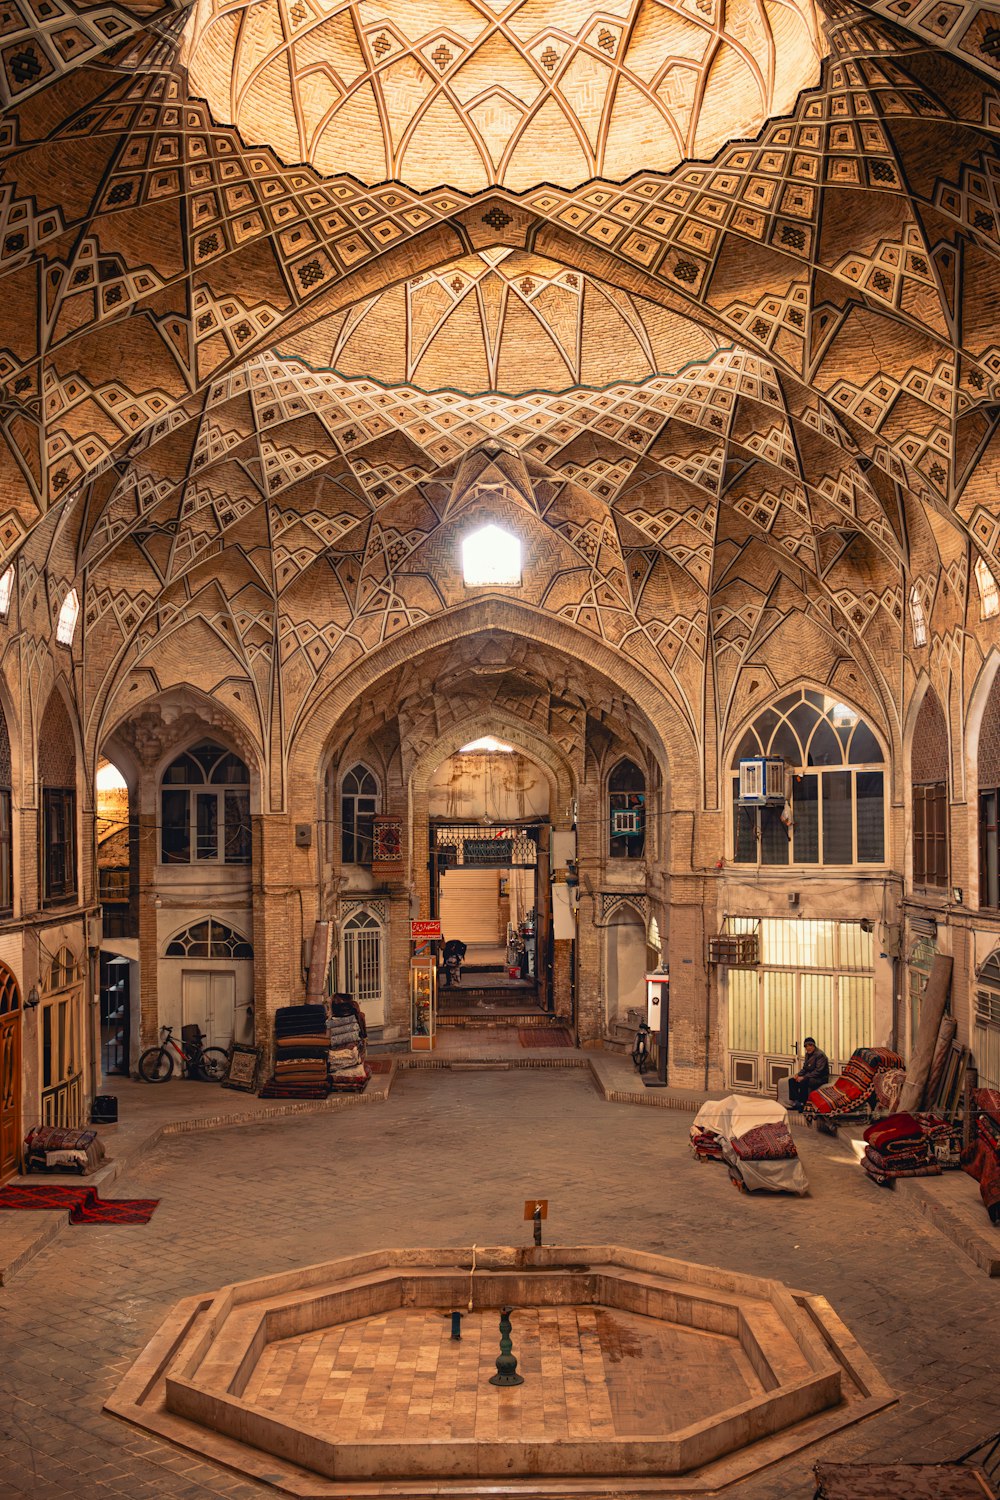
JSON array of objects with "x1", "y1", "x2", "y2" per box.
[
  {"x1": 0, "y1": 962, "x2": 20, "y2": 1182},
  {"x1": 428, "y1": 737, "x2": 553, "y2": 1021}
]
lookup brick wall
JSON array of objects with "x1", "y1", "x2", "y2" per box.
[
  {"x1": 911, "y1": 688, "x2": 948, "y2": 784},
  {"x1": 979, "y1": 673, "x2": 1000, "y2": 787}
]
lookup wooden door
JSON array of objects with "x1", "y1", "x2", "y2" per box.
[
  {"x1": 182, "y1": 970, "x2": 235, "y2": 1050},
  {"x1": 0, "y1": 963, "x2": 21, "y2": 1183}
]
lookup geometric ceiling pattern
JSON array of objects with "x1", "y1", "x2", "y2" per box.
[
  {"x1": 1, "y1": 0, "x2": 1000, "y2": 790},
  {"x1": 281, "y1": 247, "x2": 722, "y2": 393},
  {"x1": 181, "y1": 0, "x2": 826, "y2": 192}
]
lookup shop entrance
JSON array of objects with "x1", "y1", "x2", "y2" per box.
[{"x1": 430, "y1": 822, "x2": 550, "y2": 1020}]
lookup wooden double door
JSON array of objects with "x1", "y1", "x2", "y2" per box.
[{"x1": 0, "y1": 963, "x2": 21, "y2": 1183}]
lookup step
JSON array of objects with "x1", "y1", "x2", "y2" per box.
[{"x1": 448, "y1": 1061, "x2": 514, "y2": 1071}]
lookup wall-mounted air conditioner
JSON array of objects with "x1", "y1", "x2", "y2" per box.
[{"x1": 738, "y1": 757, "x2": 788, "y2": 806}]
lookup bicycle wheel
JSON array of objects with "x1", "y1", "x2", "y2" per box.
[
  {"x1": 138, "y1": 1046, "x2": 173, "y2": 1083},
  {"x1": 196, "y1": 1048, "x2": 228, "y2": 1083}
]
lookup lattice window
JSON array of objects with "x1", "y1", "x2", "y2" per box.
[
  {"x1": 165, "y1": 919, "x2": 253, "y2": 959},
  {"x1": 731, "y1": 690, "x2": 885, "y2": 867}
]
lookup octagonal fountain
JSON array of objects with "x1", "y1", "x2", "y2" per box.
[{"x1": 107, "y1": 1246, "x2": 894, "y2": 1496}]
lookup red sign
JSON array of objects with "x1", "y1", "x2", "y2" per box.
[{"x1": 410, "y1": 919, "x2": 441, "y2": 942}]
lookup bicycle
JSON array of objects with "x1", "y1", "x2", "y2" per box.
[
  {"x1": 631, "y1": 1020, "x2": 651, "y2": 1075},
  {"x1": 138, "y1": 1024, "x2": 228, "y2": 1083}
]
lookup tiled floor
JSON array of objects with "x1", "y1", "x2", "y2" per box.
[
  {"x1": 1, "y1": 1068, "x2": 998, "y2": 1499},
  {"x1": 242, "y1": 1305, "x2": 760, "y2": 1442}
]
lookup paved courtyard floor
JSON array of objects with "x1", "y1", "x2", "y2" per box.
[{"x1": 1, "y1": 1069, "x2": 998, "y2": 1500}]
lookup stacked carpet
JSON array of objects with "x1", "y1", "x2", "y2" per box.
[
  {"x1": 861, "y1": 1111, "x2": 961, "y2": 1186},
  {"x1": 690, "y1": 1096, "x2": 808, "y2": 1194},
  {"x1": 961, "y1": 1088, "x2": 1000, "y2": 1224},
  {"x1": 805, "y1": 1047, "x2": 905, "y2": 1125},
  {"x1": 23, "y1": 1125, "x2": 106, "y2": 1175},
  {"x1": 259, "y1": 1004, "x2": 332, "y2": 1098},
  {"x1": 327, "y1": 996, "x2": 371, "y2": 1092}
]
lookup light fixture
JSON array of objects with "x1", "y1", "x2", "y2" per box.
[{"x1": 24, "y1": 983, "x2": 40, "y2": 1010}]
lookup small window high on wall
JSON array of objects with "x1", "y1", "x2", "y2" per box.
[
  {"x1": 462, "y1": 525, "x2": 521, "y2": 586},
  {"x1": 731, "y1": 689, "x2": 885, "y2": 867},
  {"x1": 39, "y1": 692, "x2": 77, "y2": 905},
  {"x1": 160, "y1": 741, "x2": 251, "y2": 865},
  {"x1": 909, "y1": 586, "x2": 927, "y2": 647},
  {"x1": 911, "y1": 687, "x2": 948, "y2": 890},
  {"x1": 976, "y1": 557, "x2": 1000, "y2": 620},
  {"x1": 609, "y1": 759, "x2": 646, "y2": 859},
  {"x1": 56, "y1": 588, "x2": 79, "y2": 646}
]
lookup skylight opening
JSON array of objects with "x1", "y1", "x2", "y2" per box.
[
  {"x1": 0, "y1": 564, "x2": 13, "y2": 619},
  {"x1": 462, "y1": 524, "x2": 521, "y2": 587},
  {"x1": 909, "y1": 586, "x2": 927, "y2": 648},
  {"x1": 976, "y1": 556, "x2": 1000, "y2": 620},
  {"x1": 460, "y1": 737, "x2": 513, "y2": 753},
  {"x1": 57, "y1": 587, "x2": 80, "y2": 646}
]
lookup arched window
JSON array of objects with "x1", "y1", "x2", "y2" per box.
[
  {"x1": 165, "y1": 919, "x2": 253, "y2": 958},
  {"x1": 976, "y1": 557, "x2": 1000, "y2": 620},
  {"x1": 39, "y1": 691, "x2": 77, "y2": 905},
  {"x1": 0, "y1": 564, "x2": 13, "y2": 619},
  {"x1": 0, "y1": 698, "x2": 11, "y2": 915},
  {"x1": 978, "y1": 672, "x2": 1000, "y2": 908},
  {"x1": 341, "y1": 764, "x2": 379, "y2": 864},
  {"x1": 608, "y1": 759, "x2": 646, "y2": 860},
  {"x1": 911, "y1": 688, "x2": 948, "y2": 890},
  {"x1": 731, "y1": 689, "x2": 885, "y2": 866},
  {"x1": 56, "y1": 587, "x2": 79, "y2": 646},
  {"x1": 160, "y1": 741, "x2": 251, "y2": 865},
  {"x1": 974, "y1": 950, "x2": 1000, "y2": 1091},
  {"x1": 909, "y1": 586, "x2": 927, "y2": 647}
]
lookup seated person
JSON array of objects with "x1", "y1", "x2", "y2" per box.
[
  {"x1": 440, "y1": 938, "x2": 467, "y2": 988},
  {"x1": 788, "y1": 1037, "x2": 830, "y2": 1109}
]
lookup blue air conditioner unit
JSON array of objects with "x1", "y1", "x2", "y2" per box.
[{"x1": 738, "y1": 757, "x2": 788, "y2": 806}]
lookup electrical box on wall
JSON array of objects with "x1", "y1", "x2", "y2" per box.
[
  {"x1": 295, "y1": 822, "x2": 312, "y2": 847},
  {"x1": 738, "y1": 757, "x2": 788, "y2": 806}
]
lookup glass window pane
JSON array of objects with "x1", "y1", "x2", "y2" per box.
[
  {"x1": 760, "y1": 805, "x2": 789, "y2": 865},
  {"x1": 848, "y1": 722, "x2": 882, "y2": 764},
  {"x1": 797, "y1": 919, "x2": 837, "y2": 970},
  {"x1": 764, "y1": 971, "x2": 795, "y2": 1055},
  {"x1": 161, "y1": 790, "x2": 190, "y2": 863},
  {"x1": 788, "y1": 700, "x2": 819, "y2": 752},
  {"x1": 733, "y1": 779, "x2": 756, "y2": 862},
  {"x1": 801, "y1": 974, "x2": 835, "y2": 1062},
  {"x1": 792, "y1": 774, "x2": 818, "y2": 862},
  {"x1": 856, "y1": 771, "x2": 884, "y2": 862},
  {"x1": 196, "y1": 793, "x2": 218, "y2": 860},
  {"x1": 839, "y1": 976, "x2": 874, "y2": 1059},
  {"x1": 726, "y1": 970, "x2": 759, "y2": 1051},
  {"x1": 224, "y1": 789, "x2": 252, "y2": 864},
  {"x1": 981, "y1": 791, "x2": 999, "y2": 909},
  {"x1": 769, "y1": 722, "x2": 799, "y2": 762},
  {"x1": 732, "y1": 729, "x2": 762, "y2": 765},
  {"x1": 808, "y1": 719, "x2": 843, "y2": 766},
  {"x1": 822, "y1": 770, "x2": 853, "y2": 863}
]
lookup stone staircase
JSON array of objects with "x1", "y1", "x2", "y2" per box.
[{"x1": 604, "y1": 1007, "x2": 645, "y2": 1055}]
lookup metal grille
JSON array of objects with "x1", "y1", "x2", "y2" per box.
[
  {"x1": 343, "y1": 917, "x2": 382, "y2": 1010},
  {"x1": 433, "y1": 824, "x2": 538, "y2": 866}
]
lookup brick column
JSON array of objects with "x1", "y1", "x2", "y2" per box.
[
  {"x1": 251, "y1": 812, "x2": 302, "y2": 1075},
  {"x1": 136, "y1": 811, "x2": 159, "y2": 1052}
]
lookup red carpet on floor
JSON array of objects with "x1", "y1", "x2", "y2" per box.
[
  {"x1": 0, "y1": 1183, "x2": 159, "y2": 1224},
  {"x1": 519, "y1": 1027, "x2": 574, "y2": 1048}
]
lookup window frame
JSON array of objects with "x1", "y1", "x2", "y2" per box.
[
  {"x1": 340, "y1": 764, "x2": 380, "y2": 866},
  {"x1": 0, "y1": 786, "x2": 12, "y2": 915},
  {"x1": 913, "y1": 780, "x2": 948, "y2": 890},
  {"x1": 158, "y1": 742, "x2": 252, "y2": 868},
  {"x1": 608, "y1": 758, "x2": 646, "y2": 861},
  {"x1": 41, "y1": 787, "x2": 77, "y2": 905},
  {"x1": 729, "y1": 690, "x2": 886, "y2": 870}
]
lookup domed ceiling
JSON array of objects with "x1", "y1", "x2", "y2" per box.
[
  {"x1": 181, "y1": 0, "x2": 826, "y2": 192},
  {"x1": 279, "y1": 248, "x2": 721, "y2": 393}
]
